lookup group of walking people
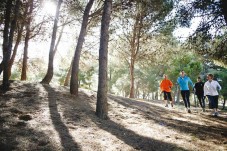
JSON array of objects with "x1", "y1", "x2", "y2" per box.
[{"x1": 160, "y1": 71, "x2": 222, "y2": 116}]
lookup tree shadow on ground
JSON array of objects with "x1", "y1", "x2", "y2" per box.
[
  {"x1": 108, "y1": 95, "x2": 227, "y2": 143},
  {"x1": 61, "y1": 91, "x2": 187, "y2": 151},
  {"x1": 42, "y1": 84, "x2": 81, "y2": 151},
  {"x1": 0, "y1": 82, "x2": 57, "y2": 150}
]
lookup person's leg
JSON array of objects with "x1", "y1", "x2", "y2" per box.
[
  {"x1": 197, "y1": 95, "x2": 203, "y2": 108},
  {"x1": 201, "y1": 96, "x2": 206, "y2": 111},
  {"x1": 202, "y1": 96, "x2": 206, "y2": 109},
  {"x1": 167, "y1": 92, "x2": 173, "y2": 107},
  {"x1": 163, "y1": 92, "x2": 168, "y2": 107},
  {"x1": 181, "y1": 91, "x2": 188, "y2": 108},
  {"x1": 214, "y1": 95, "x2": 219, "y2": 116},
  {"x1": 185, "y1": 90, "x2": 191, "y2": 113},
  {"x1": 185, "y1": 90, "x2": 190, "y2": 108},
  {"x1": 208, "y1": 96, "x2": 212, "y2": 109},
  {"x1": 207, "y1": 95, "x2": 216, "y2": 116}
]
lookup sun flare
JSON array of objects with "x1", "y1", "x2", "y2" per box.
[{"x1": 41, "y1": 0, "x2": 57, "y2": 16}]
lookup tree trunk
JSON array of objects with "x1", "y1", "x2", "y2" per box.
[
  {"x1": 70, "y1": 0, "x2": 94, "y2": 95},
  {"x1": 129, "y1": 3, "x2": 142, "y2": 98},
  {"x1": 64, "y1": 60, "x2": 72, "y2": 86},
  {"x1": 176, "y1": 85, "x2": 180, "y2": 103},
  {"x1": 129, "y1": 59, "x2": 135, "y2": 98},
  {"x1": 2, "y1": 0, "x2": 12, "y2": 80},
  {"x1": 223, "y1": 98, "x2": 226, "y2": 110},
  {"x1": 21, "y1": 0, "x2": 33, "y2": 81},
  {"x1": 2, "y1": 0, "x2": 20, "y2": 91},
  {"x1": 53, "y1": 23, "x2": 65, "y2": 57},
  {"x1": 8, "y1": 22, "x2": 25, "y2": 78},
  {"x1": 221, "y1": 0, "x2": 227, "y2": 25},
  {"x1": 41, "y1": 0, "x2": 62, "y2": 84},
  {"x1": 155, "y1": 91, "x2": 158, "y2": 100},
  {"x1": 96, "y1": 0, "x2": 112, "y2": 119},
  {"x1": 142, "y1": 91, "x2": 146, "y2": 99},
  {"x1": 108, "y1": 67, "x2": 112, "y2": 92}
]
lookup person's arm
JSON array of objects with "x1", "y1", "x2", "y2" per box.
[
  {"x1": 193, "y1": 83, "x2": 196, "y2": 92},
  {"x1": 188, "y1": 77, "x2": 194, "y2": 88},
  {"x1": 177, "y1": 77, "x2": 180, "y2": 84},
  {"x1": 160, "y1": 80, "x2": 163, "y2": 91},
  {"x1": 204, "y1": 82, "x2": 208, "y2": 96},
  {"x1": 216, "y1": 81, "x2": 222, "y2": 91},
  {"x1": 169, "y1": 80, "x2": 173, "y2": 88}
]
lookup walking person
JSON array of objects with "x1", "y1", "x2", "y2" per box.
[
  {"x1": 194, "y1": 77, "x2": 205, "y2": 112},
  {"x1": 177, "y1": 71, "x2": 194, "y2": 113},
  {"x1": 204, "y1": 74, "x2": 221, "y2": 117},
  {"x1": 160, "y1": 74, "x2": 173, "y2": 107}
]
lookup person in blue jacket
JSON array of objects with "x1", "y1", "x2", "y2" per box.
[{"x1": 177, "y1": 71, "x2": 194, "y2": 113}]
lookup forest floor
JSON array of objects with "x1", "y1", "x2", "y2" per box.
[{"x1": 0, "y1": 81, "x2": 227, "y2": 151}]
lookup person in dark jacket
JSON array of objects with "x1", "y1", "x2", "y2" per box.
[{"x1": 194, "y1": 77, "x2": 205, "y2": 112}]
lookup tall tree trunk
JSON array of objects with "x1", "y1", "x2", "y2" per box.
[
  {"x1": 96, "y1": 0, "x2": 112, "y2": 119},
  {"x1": 2, "y1": 0, "x2": 20, "y2": 91},
  {"x1": 223, "y1": 97, "x2": 226, "y2": 110},
  {"x1": 221, "y1": 0, "x2": 227, "y2": 25},
  {"x1": 41, "y1": 0, "x2": 62, "y2": 84},
  {"x1": 70, "y1": 0, "x2": 94, "y2": 95},
  {"x1": 176, "y1": 84, "x2": 180, "y2": 103},
  {"x1": 8, "y1": 2, "x2": 28, "y2": 78},
  {"x1": 53, "y1": 23, "x2": 65, "y2": 57},
  {"x1": 64, "y1": 60, "x2": 72, "y2": 86},
  {"x1": 8, "y1": 23, "x2": 25, "y2": 78},
  {"x1": 129, "y1": 59, "x2": 135, "y2": 98},
  {"x1": 108, "y1": 67, "x2": 112, "y2": 92},
  {"x1": 129, "y1": 3, "x2": 142, "y2": 98},
  {"x1": 1, "y1": 0, "x2": 12, "y2": 78},
  {"x1": 21, "y1": 0, "x2": 33, "y2": 81}
]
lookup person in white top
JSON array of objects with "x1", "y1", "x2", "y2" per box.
[{"x1": 204, "y1": 74, "x2": 222, "y2": 116}]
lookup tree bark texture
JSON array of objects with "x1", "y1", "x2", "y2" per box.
[
  {"x1": 1, "y1": 0, "x2": 12, "y2": 78},
  {"x1": 8, "y1": 22, "x2": 25, "y2": 78},
  {"x1": 2, "y1": 0, "x2": 20, "y2": 91},
  {"x1": 70, "y1": 0, "x2": 94, "y2": 95},
  {"x1": 64, "y1": 60, "x2": 72, "y2": 86},
  {"x1": 21, "y1": 0, "x2": 33, "y2": 81},
  {"x1": 129, "y1": 3, "x2": 142, "y2": 98},
  {"x1": 96, "y1": 0, "x2": 112, "y2": 119},
  {"x1": 221, "y1": 0, "x2": 227, "y2": 25},
  {"x1": 53, "y1": 23, "x2": 65, "y2": 57},
  {"x1": 41, "y1": 0, "x2": 62, "y2": 84},
  {"x1": 223, "y1": 98, "x2": 226, "y2": 110}
]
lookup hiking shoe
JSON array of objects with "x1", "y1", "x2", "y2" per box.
[
  {"x1": 202, "y1": 108, "x2": 205, "y2": 112},
  {"x1": 214, "y1": 112, "x2": 219, "y2": 117},
  {"x1": 165, "y1": 104, "x2": 168, "y2": 107},
  {"x1": 171, "y1": 103, "x2": 173, "y2": 107},
  {"x1": 188, "y1": 109, "x2": 191, "y2": 113},
  {"x1": 212, "y1": 112, "x2": 218, "y2": 117}
]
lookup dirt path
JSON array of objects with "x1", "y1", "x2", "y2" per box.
[{"x1": 0, "y1": 81, "x2": 226, "y2": 151}]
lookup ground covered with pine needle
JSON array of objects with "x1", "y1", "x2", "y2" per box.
[{"x1": 0, "y1": 81, "x2": 227, "y2": 151}]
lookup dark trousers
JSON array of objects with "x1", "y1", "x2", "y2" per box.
[
  {"x1": 181, "y1": 90, "x2": 190, "y2": 108},
  {"x1": 197, "y1": 95, "x2": 205, "y2": 108},
  {"x1": 163, "y1": 91, "x2": 172, "y2": 101},
  {"x1": 207, "y1": 95, "x2": 219, "y2": 109}
]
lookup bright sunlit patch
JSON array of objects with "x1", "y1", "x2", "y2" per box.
[{"x1": 41, "y1": 0, "x2": 57, "y2": 16}]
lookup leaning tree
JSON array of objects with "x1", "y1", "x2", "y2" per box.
[{"x1": 41, "y1": 0, "x2": 63, "y2": 84}]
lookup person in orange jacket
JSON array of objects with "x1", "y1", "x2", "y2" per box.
[{"x1": 160, "y1": 74, "x2": 174, "y2": 107}]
